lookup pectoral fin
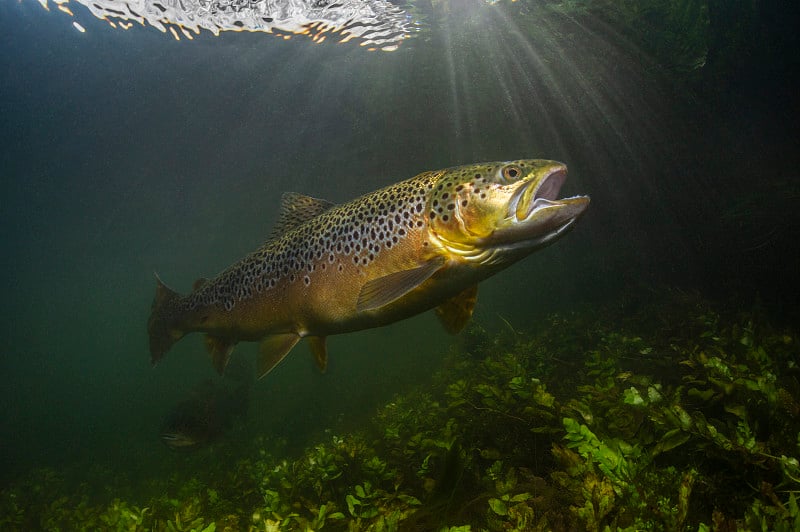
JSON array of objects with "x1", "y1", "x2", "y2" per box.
[
  {"x1": 204, "y1": 334, "x2": 236, "y2": 375},
  {"x1": 257, "y1": 333, "x2": 301, "y2": 379},
  {"x1": 356, "y1": 258, "x2": 445, "y2": 312},
  {"x1": 435, "y1": 284, "x2": 478, "y2": 334},
  {"x1": 307, "y1": 336, "x2": 328, "y2": 373}
]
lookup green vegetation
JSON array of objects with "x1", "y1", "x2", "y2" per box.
[{"x1": 1, "y1": 290, "x2": 798, "y2": 530}]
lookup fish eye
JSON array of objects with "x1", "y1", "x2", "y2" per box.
[{"x1": 502, "y1": 165, "x2": 521, "y2": 181}]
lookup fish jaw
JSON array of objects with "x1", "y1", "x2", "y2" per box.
[
  {"x1": 427, "y1": 160, "x2": 590, "y2": 264},
  {"x1": 492, "y1": 165, "x2": 590, "y2": 249}
]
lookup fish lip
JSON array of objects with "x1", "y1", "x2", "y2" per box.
[
  {"x1": 488, "y1": 164, "x2": 589, "y2": 249},
  {"x1": 513, "y1": 165, "x2": 568, "y2": 222}
]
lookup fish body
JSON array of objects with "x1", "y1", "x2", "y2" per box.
[{"x1": 148, "y1": 159, "x2": 590, "y2": 378}]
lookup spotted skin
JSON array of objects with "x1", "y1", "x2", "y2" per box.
[
  {"x1": 188, "y1": 170, "x2": 437, "y2": 313},
  {"x1": 148, "y1": 159, "x2": 590, "y2": 377}
]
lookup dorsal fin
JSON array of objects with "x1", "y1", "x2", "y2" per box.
[{"x1": 270, "y1": 192, "x2": 335, "y2": 238}]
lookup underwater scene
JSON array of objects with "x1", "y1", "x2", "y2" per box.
[{"x1": 1, "y1": 0, "x2": 798, "y2": 530}]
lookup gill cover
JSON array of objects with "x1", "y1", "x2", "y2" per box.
[{"x1": 426, "y1": 160, "x2": 589, "y2": 259}]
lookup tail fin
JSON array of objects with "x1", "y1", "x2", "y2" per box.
[{"x1": 148, "y1": 274, "x2": 184, "y2": 365}]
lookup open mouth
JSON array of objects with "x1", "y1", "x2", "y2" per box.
[{"x1": 513, "y1": 165, "x2": 568, "y2": 221}]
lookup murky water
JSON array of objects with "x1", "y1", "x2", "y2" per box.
[{"x1": 1, "y1": 1, "x2": 798, "y2": 529}]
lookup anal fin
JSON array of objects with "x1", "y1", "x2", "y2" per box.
[
  {"x1": 204, "y1": 334, "x2": 236, "y2": 375},
  {"x1": 257, "y1": 333, "x2": 301, "y2": 379},
  {"x1": 307, "y1": 336, "x2": 328, "y2": 373},
  {"x1": 435, "y1": 284, "x2": 478, "y2": 334}
]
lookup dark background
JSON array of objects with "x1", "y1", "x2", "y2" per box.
[{"x1": 0, "y1": 0, "x2": 797, "y2": 485}]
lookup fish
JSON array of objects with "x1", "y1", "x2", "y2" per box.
[
  {"x1": 160, "y1": 362, "x2": 251, "y2": 450},
  {"x1": 159, "y1": 381, "x2": 225, "y2": 450},
  {"x1": 148, "y1": 159, "x2": 590, "y2": 379}
]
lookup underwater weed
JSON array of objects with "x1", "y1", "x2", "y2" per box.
[{"x1": 2, "y1": 290, "x2": 798, "y2": 530}]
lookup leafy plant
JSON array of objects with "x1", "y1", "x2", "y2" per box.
[{"x1": 2, "y1": 290, "x2": 798, "y2": 530}]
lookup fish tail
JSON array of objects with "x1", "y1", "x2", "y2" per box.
[{"x1": 148, "y1": 273, "x2": 185, "y2": 365}]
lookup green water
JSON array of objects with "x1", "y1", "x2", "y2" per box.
[{"x1": 1, "y1": 1, "x2": 798, "y2": 529}]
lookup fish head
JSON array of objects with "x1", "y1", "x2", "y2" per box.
[
  {"x1": 159, "y1": 393, "x2": 218, "y2": 451},
  {"x1": 426, "y1": 159, "x2": 590, "y2": 263}
]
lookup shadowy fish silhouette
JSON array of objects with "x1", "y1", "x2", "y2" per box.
[
  {"x1": 148, "y1": 160, "x2": 590, "y2": 379},
  {"x1": 160, "y1": 361, "x2": 251, "y2": 450}
]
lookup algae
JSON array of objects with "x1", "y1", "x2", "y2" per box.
[{"x1": 1, "y1": 289, "x2": 798, "y2": 530}]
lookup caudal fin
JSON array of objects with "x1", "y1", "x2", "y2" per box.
[{"x1": 148, "y1": 274, "x2": 184, "y2": 365}]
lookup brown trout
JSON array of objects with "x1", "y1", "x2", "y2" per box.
[{"x1": 148, "y1": 160, "x2": 590, "y2": 378}]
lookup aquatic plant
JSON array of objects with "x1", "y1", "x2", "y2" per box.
[{"x1": 2, "y1": 289, "x2": 798, "y2": 530}]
